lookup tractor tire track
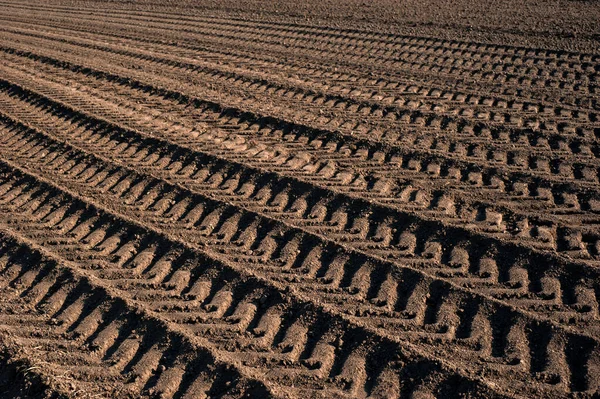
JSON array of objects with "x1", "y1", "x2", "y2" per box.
[
  {"x1": 0, "y1": 79, "x2": 597, "y2": 396},
  {"x1": 0, "y1": 2, "x2": 598, "y2": 397}
]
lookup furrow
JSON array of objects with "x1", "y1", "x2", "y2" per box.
[
  {"x1": 2, "y1": 24, "x2": 599, "y2": 161},
  {"x1": 1, "y1": 13, "x2": 598, "y2": 115},
  {"x1": 0, "y1": 3, "x2": 598, "y2": 101},
  {"x1": 0, "y1": 232, "x2": 275, "y2": 399},
  {"x1": 3, "y1": 0, "x2": 600, "y2": 69},
  {"x1": 1, "y1": 44, "x2": 598, "y2": 259},
  {"x1": 3, "y1": 13, "x2": 598, "y2": 117},
  {"x1": 2, "y1": 68, "x2": 600, "y2": 331},
  {"x1": 1, "y1": 56, "x2": 600, "y2": 262},
  {"x1": 0, "y1": 3, "x2": 598, "y2": 397},
  {"x1": 0, "y1": 151, "x2": 512, "y2": 399},
  {"x1": 4, "y1": 0, "x2": 600, "y2": 69},
  {"x1": 0, "y1": 85, "x2": 597, "y2": 396},
  {"x1": 1, "y1": 66, "x2": 600, "y2": 323}
]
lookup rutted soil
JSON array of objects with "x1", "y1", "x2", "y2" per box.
[{"x1": 0, "y1": 0, "x2": 598, "y2": 398}]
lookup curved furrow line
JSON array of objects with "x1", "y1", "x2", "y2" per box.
[
  {"x1": 0, "y1": 2, "x2": 598, "y2": 398},
  {"x1": 2, "y1": 0, "x2": 599, "y2": 68},
  {"x1": 0, "y1": 2, "x2": 597, "y2": 86},
  {"x1": 0, "y1": 154, "x2": 513, "y2": 399},
  {"x1": 0, "y1": 11, "x2": 597, "y2": 106},
  {"x1": 0, "y1": 3, "x2": 593, "y2": 75},
  {"x1": 0, "y1": 84, "x2": 598, "y2": 396},
  {"x1": 0, "y1": 74, "x2": 598, "y2": 334},
  {"x1": 3, "y1": 16, "x2": 598, "y2": 117},
  {"x1": 0, "y1": 233, "x2": 276, "y2": 399},
  {"x1": 5, "y1": 0, "x2": 600, "y2": 68},
  {"x1": 2, "y1": 27, "x2": 599, "y2": 157},
  {"x1": 4, "y1": 66, "x2": 600, "y2": 304},
  {"x1": 2, "y1": 30, "x2": 599, "y2": 191},
  {"x1": 1, "y1": 53, "x2": 600, "y2": 261},
  {"x1": 2, "y1": 33, "x2": 600, "y2": 204}
]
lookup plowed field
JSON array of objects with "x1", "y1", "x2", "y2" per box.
[{"x1": 0, "y1": 1, "x2": 599, "y2": 398}]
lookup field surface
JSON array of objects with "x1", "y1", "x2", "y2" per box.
[{"x1": 0, "y1": 0, "x2": 599, "y2": 398}]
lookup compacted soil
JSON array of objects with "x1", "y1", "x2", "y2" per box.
[{"x1": 0, "y1": 0, "x2": 599, "y2": 398}]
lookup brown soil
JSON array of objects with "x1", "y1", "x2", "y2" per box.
[{"x1": 0, "y1": 0, "x2": 598, "y2": 398}]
